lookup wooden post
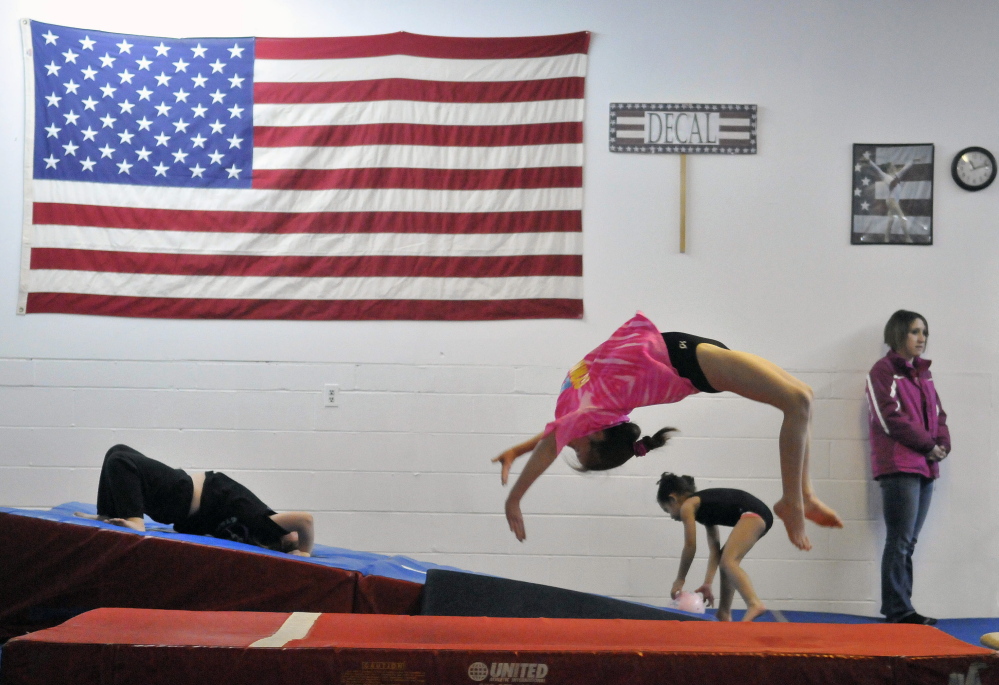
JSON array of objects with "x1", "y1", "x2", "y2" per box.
[{"x1": 679, "y1": 153, "x2": 687, "y2": 253}]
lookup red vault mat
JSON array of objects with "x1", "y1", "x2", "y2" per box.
[{"x1": 3, "y1": 608, "x2": 998, "y2": 685}]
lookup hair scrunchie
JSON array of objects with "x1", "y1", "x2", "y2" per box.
[{"x1": 633, "y1": 440, "x2": 648, "y2": 457}]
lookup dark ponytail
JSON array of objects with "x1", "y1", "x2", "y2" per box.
[
  {"x1": 635, "y1": 427, "x2": 673, "y2": 456},
  {"x1": 582, "y1": 423, "x2": 676, "y2": 472},
  {"x1": 656, "y1": 472, "x2": 696, "y2": 503}
]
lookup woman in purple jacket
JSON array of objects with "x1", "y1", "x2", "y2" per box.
[{"x1": 866, "y1": 310, "x2": 950, "y2": 625}]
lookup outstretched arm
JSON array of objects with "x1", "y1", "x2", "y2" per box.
[
  {"x1": 492, "y1": 432, "x2": 546, "y2": 485},
  {"x1": 894, "y1": 159, "x2": 915, "y2": 180},
  {"x1": 866, "y1": 157, "x2": 890, "y2": 182},
  {"x1": 865, "y1": 158, "x2": 890, "y2": 182},
  {"x1": 503, "y1": 432, "x2": 558, "y2": 542}
]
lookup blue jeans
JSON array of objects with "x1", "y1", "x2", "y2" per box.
[{"x1": 879, "y1": 473, "x2": 933, "y2": 620}]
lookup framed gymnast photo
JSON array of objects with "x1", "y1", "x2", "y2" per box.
[{"x1": 851, "y1": 143, "x2": 934, "y2": 245}]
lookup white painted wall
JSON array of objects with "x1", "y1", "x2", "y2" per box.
[{"x1": 1, "y1": 0, "x2": 996, "y2": 618}]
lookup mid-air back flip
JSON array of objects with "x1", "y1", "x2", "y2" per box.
[{"x1": 493, "y1": 312, "x2": 842, "y2": 551}]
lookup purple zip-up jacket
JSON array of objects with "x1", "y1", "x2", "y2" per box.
[{"x1": 865, "y1": 350, "x2": 950, "y2": 479}]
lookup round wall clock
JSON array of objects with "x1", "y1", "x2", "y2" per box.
[{"x1": 951, "y1": 146, "x2": 996, "y2": 191}]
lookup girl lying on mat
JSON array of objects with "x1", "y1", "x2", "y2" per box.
[
  {"x1": 492, "y1": 312, "x2": 841, "y2": 551},
  {"x1": 656, "y1": 473, "x2": 771, "y2": 622},
  {"x1": 75, "y1": 444, "x2": 314, "y2": 556}
]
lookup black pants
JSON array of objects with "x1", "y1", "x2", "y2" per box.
[
  {"x1": 96, "y1": 445, "x2": 287, "y2": 548},
  {"x1": 96, "y1": 445, "x2": 192, "y2": 524}
]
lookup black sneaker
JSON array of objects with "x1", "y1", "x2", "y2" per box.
[{"x1": 892, "y1": 612, "x2": 938, "y2": 625}]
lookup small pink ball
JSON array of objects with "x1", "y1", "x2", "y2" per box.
[{"x1": 675, "y1": 591, "x2": 706, "y2": 613}]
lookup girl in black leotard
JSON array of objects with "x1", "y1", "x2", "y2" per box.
[{"x1": 657, "y1": 472, "x2": 771, "y2": 622}]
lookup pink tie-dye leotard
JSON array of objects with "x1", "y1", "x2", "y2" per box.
[{"x1": 544, "y1": 312, "x2": 700, "y2": 453}]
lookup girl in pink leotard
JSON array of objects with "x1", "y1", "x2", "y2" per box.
[{"x1": 493, "y1": 312, "x2": 842, "y2": 551}]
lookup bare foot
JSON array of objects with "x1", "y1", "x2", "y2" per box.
[
  {"x1": 804, "y1": 495, "x2": 843, "y2": 528},
  {"x1": 716, "y1": 610, "x2": 732, "y2": 622},
  {"x1": 773, "y1": 498, "x2": 811, "y2": 551},
  {"x1": 107, "y1": 518, "x2": 145, "y2": 532},
  {"x1": 742, "y1": 603, "x2": 767, "y2": 622},
  {"x1": 73, "y1": 512, "x2": 103, "y2": 521}
]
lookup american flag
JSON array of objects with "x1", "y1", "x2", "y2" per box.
[{"x1": 20, "y1": 20, "x2": 588, "y2": 320}]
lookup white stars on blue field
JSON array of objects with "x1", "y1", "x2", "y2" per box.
[{"x1": 32, "y1": 21, "x2": 254, "y2": 188}]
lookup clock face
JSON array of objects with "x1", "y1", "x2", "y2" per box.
[{"x1": 952, "y1": 147, "x2": 997, "y2": 190}]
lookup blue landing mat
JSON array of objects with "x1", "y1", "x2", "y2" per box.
[{"x1": 1, "y1": 502, "x2": 463, "y2": 584}]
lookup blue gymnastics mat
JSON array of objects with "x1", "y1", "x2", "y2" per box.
[{"x1": 2, "y1": 502, "x2": 461, "y2": 583}]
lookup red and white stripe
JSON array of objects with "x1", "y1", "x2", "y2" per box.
[{"x1": 22, "y1": 30, "x2": 588, "y2": 320}]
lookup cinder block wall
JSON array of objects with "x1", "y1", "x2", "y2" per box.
[{"x1": 1, "y1": 357, "x2": 987, "y2": 616}]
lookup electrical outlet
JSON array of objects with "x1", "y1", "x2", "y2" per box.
[{"x1": 324, "y1": 384, "x2": 339, "y2": 407}]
